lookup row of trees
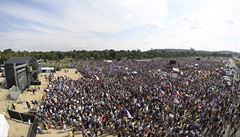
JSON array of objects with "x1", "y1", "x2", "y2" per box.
[{"x1": 0, "y1": 48, "x2": 233, "y2": 63}]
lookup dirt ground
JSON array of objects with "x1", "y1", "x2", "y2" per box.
[
  {"x1": 0, "y1": 76, "x2": 33, "y2": 137},
  {"x1": 0, "y1": 69, "x2": 82, "y2": 137}
]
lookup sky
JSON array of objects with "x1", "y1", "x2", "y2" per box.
[{"x1": 0, "y1": 0, "x2": 239, "y2": 52}]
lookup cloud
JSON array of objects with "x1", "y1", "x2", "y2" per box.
[
  {"x1": 0, "y1": 0, "x2": 168, "y2": 51},
  {"x1": 143, "y1": 20, "x2": 167, "y2": 30},
  {"x1": 0, "y1": 0, "x2": 239, "y2": 52},
  {"x1": 224, "y1": 19, "x2": 236, "y2": 26},
  {"x1": 150, "y1": 0, "x2": 240, "y2": 51}
]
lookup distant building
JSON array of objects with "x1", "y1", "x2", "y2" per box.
[{"x1": 4, "y1": 57, "x2": 39, "y2": 91}]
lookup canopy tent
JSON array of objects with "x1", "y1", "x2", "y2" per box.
[
  {"x1": 0, "y1": 114, "x2": 9, "y2": 137},
  {"x1": 41, "y1": 67, "x2": 55, "y2": 73},
  {"x1": 104, "y1": 60, "x2": 113, "y2": 63},
  {"x1": 9, "y1": 85, "x2": 21, "y2": 100}
]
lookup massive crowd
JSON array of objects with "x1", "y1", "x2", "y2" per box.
[{"x1": 37, "y1": 58, "x2": 240, "y2": 137}]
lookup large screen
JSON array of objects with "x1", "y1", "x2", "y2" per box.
[{"x1": 17, "y1": 69, "x2": 28, "y2": 90}]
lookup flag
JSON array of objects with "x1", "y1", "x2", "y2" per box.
[
  {"x1": 175, "y1": 91, "x2": 182, "y2": 97},
  {"x1": 145, "y1": 105, "x2": 149, "y2": 111},
  {"x1": 123, "y1": 108, "x2": 132, "y2": 119},
  {"x1": 106, "y1": 93, "x2": 111, "y2": 100},
  {"x1": 166, "y1": 81, "x2": 172, "y2": 89},
  {"x1": 160, "y1": 90, "x2": 165, "y2": 97},
  {"x1": 185, "y1": 93, "x2": 191, "y2": 98},
  {"x1": 58, "y1": 82, "x2": 62, "y2": 92},
  {"x1": 174, "y1": 98, "x2": 180, "y2": 104},
  {"x1": 94, "y1": 75, "x2": 99, "y2": 80}
]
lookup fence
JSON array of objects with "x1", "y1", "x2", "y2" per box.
[
  {"x1": 7, "y1": 109, "x2": 38, "y2": 137},
  {"x1": 27, "y1": 118, "x2": 38, "y2": 137},
  {"x1": 7, "y1": 109, "x2": 35, "y2": 123}
]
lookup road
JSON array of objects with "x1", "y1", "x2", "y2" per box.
[{"x1": 223, "y1": 58, "x2": 240, "y2": 137}]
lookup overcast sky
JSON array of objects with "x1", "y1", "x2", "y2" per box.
[{"x1": 0, "y1": 0, "x2": 239, "y2": 52}]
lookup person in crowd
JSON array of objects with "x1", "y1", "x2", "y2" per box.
[
  {"x1": 36, "y1": 58, "x2": 240, "y2": 136},
  {"x1": 11, "y1": 103, "x2": 15, "y2": 110},
  {"x1": 32, "y1": 88, "x2": 36, "y2": 94},
  {"x1": 37, "y1": 125, "x2": 44, "y2": 134},
  {"x1": 26, "y1": 101, "x2": 31, "y2": 109}
]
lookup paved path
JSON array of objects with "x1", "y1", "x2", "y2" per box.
[{"x1": 223, "y1": 58, "x2": 240, "y2": 137}]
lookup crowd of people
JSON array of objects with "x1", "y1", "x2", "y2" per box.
[{"x1": 37, "y1": 58, "x2": 240, "y2": 137}]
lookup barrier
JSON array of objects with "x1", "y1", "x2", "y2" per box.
[
  {"x1": 21, "y1": 113, "x2": 35, "y2": 123},
  {"x1": 7, "y1": 109, "x2": 35, "y2": 123},
  {"x1": 7, "y1": 109, "x2": 22, "y2": 120},
  {"x1": 8, "y1": 109, "x2": 38, "y2": 137},
  {"x1": 27, "y1": 119, "x2": 38, "y2": 137}
]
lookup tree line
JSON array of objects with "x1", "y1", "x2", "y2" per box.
[{"x1": 0, "y1": 48, "x2": 233, "y2": 64}]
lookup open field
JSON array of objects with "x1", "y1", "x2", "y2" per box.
[
  {"x1": 1, "y1": 58, "x2": 239, "y2": 137},
  {"x1": 1, "y1": 0, "x2": 240, "y2": 136}
]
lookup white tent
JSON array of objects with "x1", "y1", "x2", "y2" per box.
[
  {"x1": 9, "y1": 85, "x2": 21, "y2": 100},
  {"x1": 104, "y1": 60, "x2": 113, "y2": 63},
  {"x1": 0, "y1": 114, "x2": 9, "y2": 137},
  {"x1": 41, "y1": 67, "x2": 55, "y2": 73}
]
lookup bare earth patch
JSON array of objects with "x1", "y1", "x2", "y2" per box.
[{"x1": 0, "y1": 69, "x2": 83, "y2": 137}]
